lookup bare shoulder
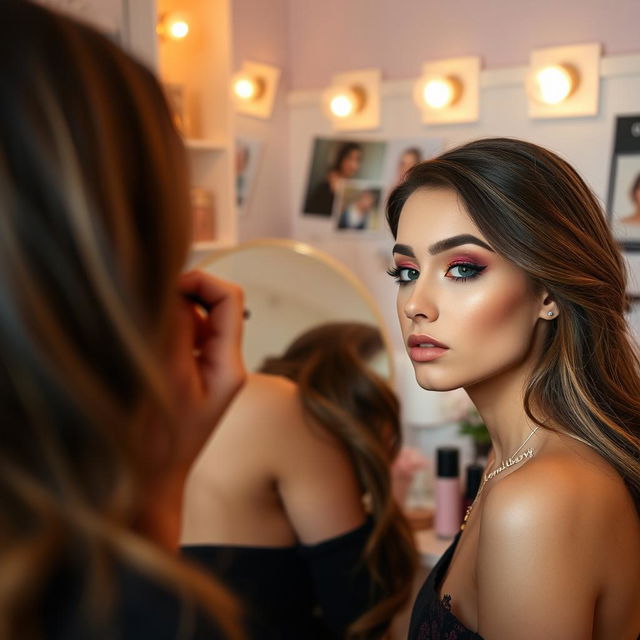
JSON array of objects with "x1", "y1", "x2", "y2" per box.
[
  {"x1": 227, "y1": 372, "x2": 347, "y2": 453},
  {"x1": 476, "y1": 434, "x2": 640, "y2": 638},
  {"x1": 223, "y1": 372, "x2": 300, "y2": 431},
  {"x1": 237, "y1": 371, "x2": 298, "y2": 404},
  {"x1": 485, "y1": 436, "x2": 630, "y2": 528}
]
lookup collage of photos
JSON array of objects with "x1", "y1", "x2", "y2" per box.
[
  {"x1": 607, "y1": 114, "x2": 640, "y2": 336},
  {"x1": 607, "y1": 114, "x2": 640, "y2": 249},
  {"x1": 302, "y1": 136, "x2": 443, "y2": 233}
]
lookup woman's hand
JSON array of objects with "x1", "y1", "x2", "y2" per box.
[
  {"x1": 138, "y1": 271, "x2": 246, "y2": 550},
  {"x1": 173, "y1": 270, "x2": 246, "y2": 466}
]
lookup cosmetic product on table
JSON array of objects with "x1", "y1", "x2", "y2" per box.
[{"x1": 435, "y1": 447, "x2": 461, "y2": 539}]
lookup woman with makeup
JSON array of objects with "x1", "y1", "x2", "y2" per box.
[
  {"x1": 182, "y1": 322, "x2": 417, "y2": 639},
  {"x1": 304, "y1": 142, "x2": 363, "y2": 216},
  {"x1": 386, "y1": 138, "x2": 640, "y2": 639},
  {"x1": 1, "y1": 3, "x2": 245, "y2": 639}
]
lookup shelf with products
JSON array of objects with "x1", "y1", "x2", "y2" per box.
[{"x1": 126, "y1": 0, "x2": 236, "y2": 250}]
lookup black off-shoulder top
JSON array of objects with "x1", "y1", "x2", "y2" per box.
[
  {"x1": 408, "y1": 532, "x2": 483, "y2": 640},
  {"x1": 182, "y1": 518, "x2": 379, "y2": 640}
]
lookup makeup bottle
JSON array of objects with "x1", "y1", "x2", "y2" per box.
[
  {"x1": 435, "y1": 447, "x2": 461, "y2": 539},
  {"x1": 462, "y1": 463, "x2": 484, "y2": 517}
]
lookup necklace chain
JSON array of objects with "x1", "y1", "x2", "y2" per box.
[{"x1": 460, "y1": 426, "x2": 540, "y2": 531}]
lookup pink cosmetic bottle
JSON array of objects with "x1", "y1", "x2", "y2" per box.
[{"x1": 435, "y1": 447, "x2": 462, "y2": 539}]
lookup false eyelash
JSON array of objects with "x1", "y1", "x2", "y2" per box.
[{"x1": 386, "y1": 266, "x2": 401, "y2": 278}]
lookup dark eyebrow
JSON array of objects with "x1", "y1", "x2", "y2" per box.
[
  {"x1": 392, "y1": 235, "x2": 494, "y2": 259},
  {"x1": 428, "y1": 234, "x2": 494, "y2": 255},
  {"x1": 391, "y1": 243, "x2": 415, "y2": 257}
]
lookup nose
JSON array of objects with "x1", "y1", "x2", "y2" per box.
[{"x1": 403, "y1": 280, "x2": 439, "y2": 322}]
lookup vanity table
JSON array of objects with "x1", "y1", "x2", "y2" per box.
[{"x1": 416, "y1": 527, "x2": 453, "y2": 569}]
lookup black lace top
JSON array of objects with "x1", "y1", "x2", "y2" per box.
[{"x1": 408, "y1": 532, "x2": 483, "y2": 640}]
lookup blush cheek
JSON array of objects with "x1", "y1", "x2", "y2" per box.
[{"x1": 455, "y1": 283, "x2": 537, "y2": 365}]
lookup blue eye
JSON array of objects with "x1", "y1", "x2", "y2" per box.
[
  {"x1": 446, "y1": 263, "x2": 486, "y2": 281},
  {"x1": 387, "y1": 266, "x2": 420, "y2": 284}
]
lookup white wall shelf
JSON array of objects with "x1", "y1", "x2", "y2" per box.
[
  {"x1": 185, "y1": 138, "x2": 229, "y2": 153},
  {"x1": 126, "y1": 0, "x2": 236, "y2": 252}
]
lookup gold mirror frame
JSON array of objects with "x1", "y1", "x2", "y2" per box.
[{"x1": 194, "y1": 238, "x2": 396, "y2": 384}]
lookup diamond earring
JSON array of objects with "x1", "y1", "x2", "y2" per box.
[{"x1": 547, "y1": 311, "x2": 554, "y2": 317}]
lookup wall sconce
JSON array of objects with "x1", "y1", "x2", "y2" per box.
[
  {"x1": 322, "y1": 69, "x2": 380, "y2": 131},
  {"x1": 156, "y1": 12, "x2": 190, "y2": 41},
  {"x1": 527, "y1": 43, "x2": 600, "y2": 118},
  {"x1": 414, "y1": 57, "x2": 480, "y2": 124},
  {"x1": 232, "y1": 61, "x2": 280, "y2": 119}
]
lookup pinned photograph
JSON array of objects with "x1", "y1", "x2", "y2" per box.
[
  {"x1": 607, "y1": 114, "x2": 640, "y2": 249},
  {"x1": 302, "y1": 138, "x2": 386, "y2": 217},
  {"x1": 333, "y1": 181, "x2": 383, "y2": 232},
  {"x1": 235, "y1": 137, "x2": 263, "y2": 216},
  {"x1": 382, "y1": 137, "x2": 444, "y2": 196}
]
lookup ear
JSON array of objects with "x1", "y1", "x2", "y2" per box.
[{"x1": 538, "y1": 292, "x2": 559, "y2": 321}]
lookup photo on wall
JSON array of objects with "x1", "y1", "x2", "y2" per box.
[
  {"x1": 332, "y1": 180, "x2": 384, "y2": 232},
  {"x1": 607, "y1": 114, "x2": 640, "y2": 249},
  {"x1": 235, "y1": 137, "x2": 263, "y2": 217},
  {"x1": 302, "y1": 138, "x2": 386, "y2": 217},
  {"x1": 381, "y1": 137, "x2": 445, "y2": 198},
  {"x1": 625, "y1": 296, "x2": 640, "y2": 346}
]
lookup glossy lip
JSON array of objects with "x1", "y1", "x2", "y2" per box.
[
  {"x1": 408, "y1": 334, "x2": 449, "y2": 349},
  {"x1": 407, "y1": 334, "x2": 449, "y2": 363}
]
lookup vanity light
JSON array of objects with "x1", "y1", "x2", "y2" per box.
[
  {"x1": 528, "y1": 44, "x2": 600, "y2": 118},
  {"x1": 232, "y1": 61, "x2": 280, "y2": 119},
  {"x1": 324, "y1": 86, "x2": 366, "y2": 119},
  {"x1": 419, "y1": 76, "x2": 462, "y2": 110},
  {"x1": 157, "y1": 12, "x2": 190, "y2": 41},
  {"x1": 232, "y1": 73, "x2": 265, "y2": 102},
  {"x1": 414, "y1": 57, "x2": 479, "y2": 124},
  {"x1": 322, "y1": 69, "x2": 380, "y2": 131},
  {"x1": 531, "y1": 64, "x2": 578, "y2": 105}
]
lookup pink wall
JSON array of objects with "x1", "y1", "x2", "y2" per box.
[
  {"x1": 232, "y1": 0, "x2": 292, "y2": 240},
  {"x1": 232, "y1": 0, "x2": 289, "y2": 70},
  {"x1": 287, "y1": 0, "x2": 640, "y2": 90}
]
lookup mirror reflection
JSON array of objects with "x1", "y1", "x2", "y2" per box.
[
  {"x1": 182, "y1": 240, "x2": 415, "y2": 638},
  {"x1": 195, "y1": 239, "x2": 393, "y2": 378}
]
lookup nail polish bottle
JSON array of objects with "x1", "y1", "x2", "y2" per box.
[{"x1": 435, "y1": 447, "x2": 461, "y2": 539}]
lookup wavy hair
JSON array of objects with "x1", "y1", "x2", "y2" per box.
[
  {"x1": 387, "y1": 137, "x2": 640, "y2": 512},
  {"x1": 0, "y1": 2, "x2": 239, "y2": 638},
  {"x1": 260, "y1": 322, "x2": 417, "y2": 639}
]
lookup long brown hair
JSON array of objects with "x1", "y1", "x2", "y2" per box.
[
  {"x1": 0, "y1": 2, "x2": 238, "y2": 638},
  {"x1": 260, "y1": 322, "x2": 417, "y2": 639},
  {"x1": 387, "y1": 137, "x2": 640, "y2": 512}
]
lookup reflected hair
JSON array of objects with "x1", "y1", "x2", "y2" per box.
[
  {"x1": 0, "y1": 2, "x2": 239, "y2": 638},
  {"x1": 260, "y1": 322, "x2": 417, "y2": 639},
  {"x1": 331, "y1": 142, "x2": 363, "y2": 173},
  {"x1": 387, "y1": 137, "x2": 640, "y2": 512}
]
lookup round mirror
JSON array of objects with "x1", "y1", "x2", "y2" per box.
[{"x1": 195, "y1": 238, "x2": 394, "y2": 379}]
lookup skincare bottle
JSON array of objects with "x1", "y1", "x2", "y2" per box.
[{"x1": 435, "y1": 447, "x2": 461, "y2": 539}]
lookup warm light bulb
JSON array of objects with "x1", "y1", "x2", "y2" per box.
[
  {"x1": 168, "y1": 19, "x2": 189, "y2": 39},
  {"x1": 534, "y1": 64, "x2": 576, "y2": 105},
  {"x1": 422, "y1": 78, "x2": 457, "y2": 109},
  {"x1": 324, "y1": 86, "x2": 365, "y2": 120},
  {"x1": 157, "y1": 13, "x2": 190, "y2": 41},
  {"x1": 330, "y1": 93, "x2": 356, "y2": 118},
  {"x1": 234, "y1": 78, "x2": 257, "y2": 100},
  {"x1": 232, "y1": 74, "x2": 264, "y2": 102}
]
